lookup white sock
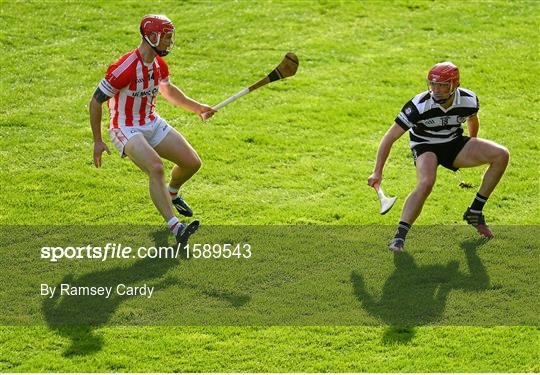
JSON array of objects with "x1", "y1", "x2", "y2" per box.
[
  {"x1": 167, "y1": 217, "x2": 181, "y2": 235},
  {"x1": 168, "y1": 185, "x2": 179, "y2": 200}
]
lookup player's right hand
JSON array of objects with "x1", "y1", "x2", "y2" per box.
[
  {"x1": 198, "y1": 104, "x2": 217, "y2": 121},
  {"x1": 367, "y1": 172, "x2": 381, "y2": 188},
  {"x1": 93, "y1": 141, "x2": 111, "y2": 168}
]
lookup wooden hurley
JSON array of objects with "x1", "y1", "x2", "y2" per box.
[{"x1": 202, "y1": 52, "x2": 299, "y2": 119}]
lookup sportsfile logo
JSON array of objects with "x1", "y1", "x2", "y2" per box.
[{"x1": 40, "y1": 243, "x2": 180, "y2": 262}]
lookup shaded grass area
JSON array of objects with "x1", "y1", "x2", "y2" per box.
[{"x1": 1, "y1": 226, "x2": 538, "y2": 327}]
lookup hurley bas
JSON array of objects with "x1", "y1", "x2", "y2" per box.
[{"x1": 41, "y1": 283, "x2": 154, "y2": 299}]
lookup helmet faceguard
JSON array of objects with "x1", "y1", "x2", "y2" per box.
[
  {"x1": 427, "y1": 62, "x2": 460, "y2": 104},
  {"x1": 140, "y1": 14, "x2": 175, "y2": 57}
]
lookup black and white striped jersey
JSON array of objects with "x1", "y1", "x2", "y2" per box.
[{"x1": 395, "y1": 88, "x2": 479, "y2": 148}]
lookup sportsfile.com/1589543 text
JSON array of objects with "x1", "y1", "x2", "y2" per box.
[{"x1": 40, "y1": 243, "x2": 252, "y2": 262}]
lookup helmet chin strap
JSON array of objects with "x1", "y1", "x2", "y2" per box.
[
  {"x1": 431, "y1": 88, "x2": 456, "y2": 104},
  {"x1": 143, "y1": 35, "x2": 170, "y2": 57},
  {"x1": 432, "y1": 94, "x2": 449, "y2": 104},
  {"x1": 152, "y1": 46, "x2": 169, "y2": 57}
]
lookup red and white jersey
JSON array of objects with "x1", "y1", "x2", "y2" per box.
[{"x1": 98, "y1": 49, "x2": 170, "y2": 128}]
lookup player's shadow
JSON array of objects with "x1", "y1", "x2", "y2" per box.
[
  {"x1": 351, "y1": 239, "x2": 489, "y2": 344},
  {"x1": 42, "y1": 229, "x2": 250, "y2": 357}
]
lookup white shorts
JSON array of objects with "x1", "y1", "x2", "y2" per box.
[{"x1": 108, "y1": 117, "x2": 172, "y2": 157}]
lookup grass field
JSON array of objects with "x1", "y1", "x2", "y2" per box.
[{"x1": 1, "y1": 0, "x2": 539, "y2": 372}]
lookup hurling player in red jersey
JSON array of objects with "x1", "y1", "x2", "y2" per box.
[
  {"x1": 368, "y1": 62, "x2": 509, "y2": 252},
  {"x1": 89, "y1": 15, "x2": 216, "y2": 243}
]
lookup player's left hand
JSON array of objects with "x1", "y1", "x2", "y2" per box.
[{"x1": 197, "y1": 104, "x2": 216, "y2": 121}]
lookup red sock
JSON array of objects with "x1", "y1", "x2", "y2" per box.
[{"x1": 168, "y1": 185, "x2": 179, "y2": 200}]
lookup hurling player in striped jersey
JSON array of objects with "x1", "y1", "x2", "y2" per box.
[
  {"x1": 89, "y1": 15, "x2": 216, "y2": 244},
  {"x1": 368, "y1": 62, "x2": 509, "y2": 252}
]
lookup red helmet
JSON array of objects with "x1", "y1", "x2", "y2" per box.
[
  {"x1": 426, "y1": 62, "x2": 460, "y2": 103},
  {"x1": 140, "y1": 15, "x2": 175, "y2": 56}
]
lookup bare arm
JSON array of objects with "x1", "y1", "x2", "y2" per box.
[
  {"x1": 466, "y1": 114, "x2": 479, "y2": 137},
  {"x1": 367, "y1": 122, "x2": 407, "y2": 187},
  {"x1": 159, "y1": 80, "x2": 216, "y2": 120},
  {"x1": 89, "y1": 88, "x2": 111, "y2": 167}
]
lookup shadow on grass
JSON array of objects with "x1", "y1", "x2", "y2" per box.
[
  {"x1": 351, "y1": 238, "x2": 490, "y2": 344},
  {"x1": 41, "y1": 228, "x2": 250, "y2": 357}
]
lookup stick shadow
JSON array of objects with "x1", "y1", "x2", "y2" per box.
[{"x1": 351, "y1": 239, "x2": 489, "y2": 344}]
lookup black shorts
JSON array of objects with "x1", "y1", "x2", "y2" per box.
[{"x1": 412, "y1": 136, "x2": 471, "y2": 171}]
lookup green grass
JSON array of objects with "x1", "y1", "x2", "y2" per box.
[
  {"x1": 1, "y1": 0, "x2": 539, "y2": 372},
  {"x1": 2, "y1": 326, "x2": 538, "y2": 372}
]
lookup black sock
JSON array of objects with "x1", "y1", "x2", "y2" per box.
[
  {"x1": 470, "y1": 193, "x2": 488, "y2": 212},
  {"x1": 394, "y1": 221, "x2": 411, "y2": 240}
]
